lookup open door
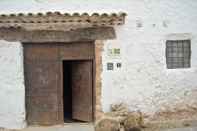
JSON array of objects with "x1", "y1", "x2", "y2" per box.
[
  {"x1": 71, "y1": 61, "x2": 93, "y2": 122},
  {"x1": 24, "y1": 42, "x2": 94, "y2": 125}
]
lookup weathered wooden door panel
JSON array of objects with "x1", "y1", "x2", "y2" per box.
[
  {"x1": 25, "y1": 61, "x2": 60, "y2": 125},
  {"x1": 25, "y1": 61, "x2": 59, "y2": 94},
  {"x1": 24, "y1": 43, "x2": 59, "y2": 61},
  {"x1": 60, "y1": 42, "x2": 94, "y2": 60},
  {"x1": 71, "y1": 61, "x2": 93, "y2": 122},
  {"x1": 24, "y1": 44, "x2": 61, "y2": 125},
  {"x1": 24, "y1": 42, "x2": 94, "y2": 125}
]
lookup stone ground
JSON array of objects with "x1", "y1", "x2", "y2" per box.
[
  {"x1": 2, "y1": 125, "x2": 197, "y2": 131},
  {"x1": 17, "y1": 126, "x2": 197, "y2": 131},
  {"x1": 161, "y1": 127, "x2": 197, "y2": 131},
  {"x1": 18, "y1": 124, "x2": 94, "y2": 131}
]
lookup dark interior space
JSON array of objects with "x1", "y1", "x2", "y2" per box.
[{"x1": 63, "y1": 61, "x2": 73, "y2": 122}]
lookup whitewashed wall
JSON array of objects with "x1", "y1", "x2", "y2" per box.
[
  {"x1": 0, "y1": 0, "x2": 197, "y2": 128},
  {"x1": 0, "y1": 40, "x2": 26, "y2": 129},
  {"x1": 101, "y1": 1, "x2": 197, "y2": 118}
]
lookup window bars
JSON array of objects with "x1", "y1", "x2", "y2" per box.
[{"x1": 166, "y1": 40, "x2": 191, "y2": 69}]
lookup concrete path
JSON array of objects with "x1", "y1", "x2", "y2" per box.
[{"x1": 19, "y1": 124, "x2": 94, "y2": 131}]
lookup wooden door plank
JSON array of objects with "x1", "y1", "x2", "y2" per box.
[
  {"x1": 60, "y1": 42, "x2": 94, "y2": 60},
  {"x1": 71, "y1": 61, "x2": 93, "y2": 122},
  {"x1": 24, "y1": 44, "x2": 61, "y2": 125}
]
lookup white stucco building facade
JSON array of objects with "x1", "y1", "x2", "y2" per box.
[{"x1": 0, "y1": 0, "x2": 197, "y2": 129}]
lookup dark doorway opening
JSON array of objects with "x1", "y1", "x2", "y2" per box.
[
  {"x1": 63, "y1": 60, "x2": 93, "y2": 123},
  {"x1": 63, "y1": 61, "x2": 73, "y2": 122}
]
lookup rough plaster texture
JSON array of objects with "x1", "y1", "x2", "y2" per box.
[
  {"x1": 0, "y1": 40, "x2": 26, "y2": 129},
  {"x1": 101, "y1": 1, "x2": 197, "y2": 120},
  {"x1": 0, "y1": 0, "x2": 197, "y2": 128}
]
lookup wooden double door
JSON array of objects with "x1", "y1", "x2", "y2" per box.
[{"x1": 24, "y1": 42, "x2": 94, "y2": 125}]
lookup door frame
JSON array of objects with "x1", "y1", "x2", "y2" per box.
[
  {"x1": 24, "y1": 42, "x2": 97, "y2": 125},
  {"x1": 58, "y1": 42, "x2": 96, "y2": 124},
  {"x1": 60, "y1": 59, "x2": 95, "y2": 123}
]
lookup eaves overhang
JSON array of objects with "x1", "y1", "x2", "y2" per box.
[{"x1": 0, "y1": 12, "x2": 127, "y2": 42}]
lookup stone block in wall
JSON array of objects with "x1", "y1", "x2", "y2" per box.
[{"x1": 95, "y1": 118, "x2": 120, "y2": 131}]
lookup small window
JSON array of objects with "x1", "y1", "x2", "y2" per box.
[{"x1": 166, "y1": 40, "x2": 191, "y2": 69}]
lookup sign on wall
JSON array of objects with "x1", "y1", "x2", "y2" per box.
[
  {"x1": 106, "y1": 42, "x2": 122, "y2": 71},
  {"x1": 107, "y1": 48, "x2": 121, "y2": 58}
]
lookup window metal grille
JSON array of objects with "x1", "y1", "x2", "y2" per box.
[{"x1": 166, "y1": 40, "x2": 191, "y2": 69}]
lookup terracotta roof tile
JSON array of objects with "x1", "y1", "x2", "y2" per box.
[{"x1": 0, "y1": 12, "x2": 126, "y2": 31}]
